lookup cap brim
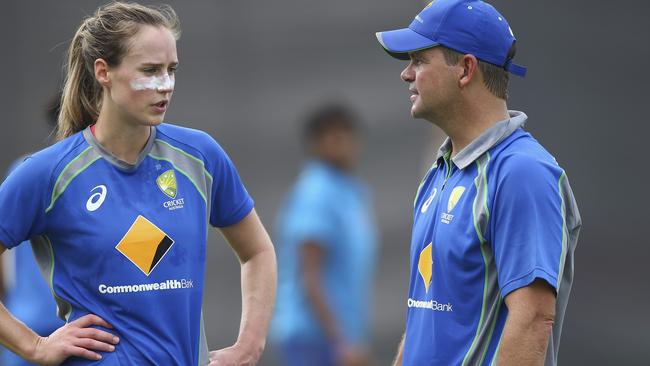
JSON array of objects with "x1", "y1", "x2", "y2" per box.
[{"x1": 376, "y1": 28, "x2": 439, "y2": 60}]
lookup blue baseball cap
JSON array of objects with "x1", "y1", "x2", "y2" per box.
[{"x1": 376, "y1": 0, "x2": 527, "y2": 77}]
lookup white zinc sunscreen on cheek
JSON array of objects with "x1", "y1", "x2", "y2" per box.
[{"x1": 130, "y1": 74, "x2": 175, "y2": 92}]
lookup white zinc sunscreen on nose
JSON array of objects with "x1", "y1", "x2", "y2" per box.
[{"x1": 130, "y1": 74, "x2": 175, "y2": 92}]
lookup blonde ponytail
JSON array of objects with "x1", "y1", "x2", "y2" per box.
[{"x1": 57, "y1": 22, "x2": 101, "y2": 140}]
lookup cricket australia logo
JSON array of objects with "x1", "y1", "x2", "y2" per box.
[
  {"x1": 440, "y1": 186, "x2": 465, "y2": 224},
  {"x1": 156, "y1": 169, "x2": 184, "y2": 211},
  {"x1": 157, "y1": 169, "x2": 177, "y2": 198}
]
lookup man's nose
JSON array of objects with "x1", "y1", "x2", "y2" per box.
[{"x1": 401, "y1": 63, "x2": 414, "y2": 82}]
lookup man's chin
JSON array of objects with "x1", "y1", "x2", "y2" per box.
[
  {"x1": 411, "y1": 106, "x2": 423, "y2": 119},
  {"x1": 411, "y1": 108, "x2": 436, "y2": 123}
]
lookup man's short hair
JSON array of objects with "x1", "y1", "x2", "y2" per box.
[
  {"x1": 440, "y1": 46, "x2": 512, "y2": 100},
  {"x1": 304, "y1": 104, "x2": 359, "y2": 142}
]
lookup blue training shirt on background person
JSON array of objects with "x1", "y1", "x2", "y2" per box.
[
  {"x1": 1, "y1": 157, "x2": 65, "y2": 366},
  {"x1": 271, "y1": 160, "x2": 378, "y2": 354}
]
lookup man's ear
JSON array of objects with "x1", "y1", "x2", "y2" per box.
[
  {"x1": 94, "y1": 58, "x2": 110, "y2": 87},
  {"x1": 458, "y1": 54, "x2": 479, "y2": 88}
]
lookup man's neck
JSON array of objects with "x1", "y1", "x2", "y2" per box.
[
  {"x1": 318, "y1": 157, "x2": 354, "y2": 174},
  {"x1": 437, "y1": 99, "x2": 509, "y2": 158}
]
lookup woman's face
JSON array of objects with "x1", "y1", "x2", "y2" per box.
[{"x1": 104, "y1": 25, "x2": 178, "y2": 127}]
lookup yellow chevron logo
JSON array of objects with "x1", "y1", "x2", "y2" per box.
[
  {"x1": 418, "y1": 243, "x2": 433, "y2": 293},
  {"x1": 115, "y1": 216, "x2": 174, "y2": 276}
]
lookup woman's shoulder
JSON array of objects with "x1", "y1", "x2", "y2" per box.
[
  {"x1": 154, "y1": 123, "x2": 227, "y2": 164},
  {"x1": 3, "y1": 132, "x2": 88, "y2": 196},
  {"x1": 23, "y1": 132, "x2": 89, "y2": 178},
  {"x1": 156, "y1": 122, "x2": 211, "y2": 139}
]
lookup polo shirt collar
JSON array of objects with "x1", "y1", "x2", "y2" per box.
[{"x1": 435, "y1": 110, "x2": 528, "y2": 169}]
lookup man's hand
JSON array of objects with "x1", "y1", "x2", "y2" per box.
[
  {"x1": 28, "y1": 314, "x2": 119, "y2": 365},
  {"x1": 338, "y1": 344, "x2": 372, "y2": 366},
  {"x1": 392, "y1": 333, "x2": 405, "y2": 366},
  {"x1": 208, "y1": 344, "x2": 259, "y2": 366}
]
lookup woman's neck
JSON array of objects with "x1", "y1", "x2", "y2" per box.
[{"x1": 94, "y1": 107, "x2": 152, "y2": 165}]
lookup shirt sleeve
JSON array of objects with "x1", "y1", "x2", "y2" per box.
[
  {"x1": 206, "y1": 141, "x2": 254, "y2": 228},
  {"x1": 0, "y1": 156, "x2": 50, "y2": 248},
  {"x1": 285, "y1": 181, "x2": 336, "y2": 249},
  {"x1": 489, "y1": 154, "x2": 565, "y2": 298}
]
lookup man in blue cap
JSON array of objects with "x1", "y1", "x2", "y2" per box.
[{"x1": 375, "y1": 1, "x2": 581, "y2": 365}]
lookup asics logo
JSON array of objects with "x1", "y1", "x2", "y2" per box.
[
  {"x1": 86, "y1": 185, "x2": 107, "y2": 212},
  {"x1": 421, "y1": 188, "x2": 437, "y2": 213}
]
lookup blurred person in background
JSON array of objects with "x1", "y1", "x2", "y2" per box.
[
  {"x1": 271, "y1": 104, "x2": 378, "y2": 366},
  {"x1": 0, "y1": 2, "x2": 276, "y2": 365},
  {"x1": 375, "y1": 0, "x2": 581, "y2": 365},
  {"x1": 0, "y1": 94, "x2": 65, "y2": 366}
]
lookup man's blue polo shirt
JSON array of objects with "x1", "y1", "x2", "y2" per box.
[{"x1": 404, "y1": 111, "x2": 581, "y2": 366}]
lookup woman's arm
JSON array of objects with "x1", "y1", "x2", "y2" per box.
[
  {"x1": 209, "y1": 209, "x2": 277, "y2": 366},
  {"x1": 0, "y1": 242, "x2": 119, "y2": 365}
]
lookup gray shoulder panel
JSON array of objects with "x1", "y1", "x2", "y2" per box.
[
  {"x1": 46, "y1": 146, "x2": 101, "y2": 213},
  {"x1": 545, "y1": 173, "x2": 581, "y2": 366},
  {"x1": 463, "y1": 152, "x2": 503, "y2": 366},
  {"x1": 198, "y1": 311, "x2": 210, "y2": 365},
  {"x1": 30, "y1": 235, "x2": 73, "y2": 321}
]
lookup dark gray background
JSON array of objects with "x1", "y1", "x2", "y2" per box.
[{"x1": 1, "y1": 1, "x2": 648, "y2": 365}]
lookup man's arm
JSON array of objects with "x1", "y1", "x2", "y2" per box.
[
  {"x1": 302, "y1": 242, "x2": 369, "y2": 366},
  {"x1": 0, "y1": 250, "x2": 5, "y2": 301},
  {"x1": 391, "y1": 333, "x2": 405, "y2": 366},
  {"x1": 301, "y1": 242, "x2": 342, "y2": 342},
  {"x1": 210, "y1": 209, "x2": 277, "y2": 366},
  {"x1": 497, "y1": 279, "x2": 556, "y2": 366}
]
